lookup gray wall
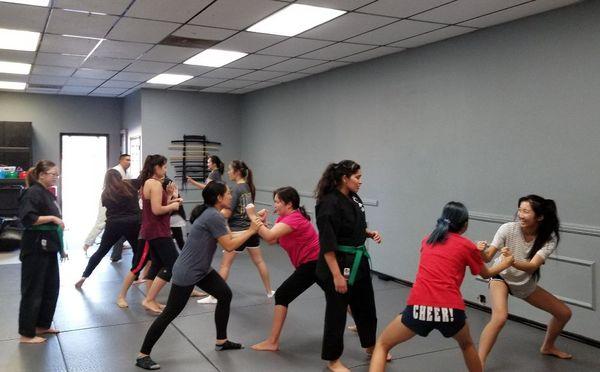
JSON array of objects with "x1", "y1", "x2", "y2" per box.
[
  {"x1": 0, "y1": 92, "x2": 122, "y2": 167},
  {"x1": 239, "y1": 1, "x2": 600, "y2": 340}
]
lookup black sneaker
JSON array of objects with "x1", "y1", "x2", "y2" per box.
[
  {"x1": 215, "y1": 340, "x2": 243, "y2": 351},
  {"x1": 135, "y1": 355, "x2": 160, "y2": 370}
]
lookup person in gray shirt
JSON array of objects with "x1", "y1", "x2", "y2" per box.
[
  {"x1": 135, "y1": 182, "x2": 262, "y2": 370},
  {"x1": 186, "y1": 155, "x2": 224, "y2": 189}
]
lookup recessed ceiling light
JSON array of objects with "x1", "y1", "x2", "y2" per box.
[
  {"x1": 247, "y1": 4, "x2": 345, "y2": 37},
  {"x1": 184, "y1": 49, "x2": 247, "y2": 68},
  {"x1": 147, "y1": 73, "x2": 193, "y2": 85},
  {"x1": 0, "y1": 0, "x2": 49, "y2": 6},
  {"x1": 0, "y1": 81, "x2": 26, "y2": 90},
  {"x1": 0, "y1": 28, "x2": 41, "y2": 51},
  {"x1": 0, "y1": 61, "x2": 31, "y2": 74}
]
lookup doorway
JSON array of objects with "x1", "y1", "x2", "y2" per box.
[{"x1": 60, "y1": 134, "x2": 108, "y2": 245}]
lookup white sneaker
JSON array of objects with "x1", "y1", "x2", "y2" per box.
[
  {"x1": 197, "y1": 296, "x2": 217, "y2": 304},
  {"x1": 267, "y1": 290, "x2": 276, "y2": 298}
]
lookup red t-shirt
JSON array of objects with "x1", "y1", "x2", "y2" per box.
[
  {"x1": 276, "y1": 210, "x2": 320, "y2": 268},
  {"x1": 406, "y1": 233, "x2": 483, "y2": 310}
]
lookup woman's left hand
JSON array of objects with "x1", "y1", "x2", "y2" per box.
[
  {"x1": 166, "y1": 181, "x2": 177, "y2": 197},
  {"x1": 369, "y1": 230, "x2": 382, "y2": 244}
]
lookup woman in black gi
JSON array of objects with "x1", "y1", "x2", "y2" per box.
[
  {"x1": 18, "y1": 160, "x2": 67, "y2": 343},
  {"x1": 315, "y1": 160, "x2": 384, "y2": 372}
]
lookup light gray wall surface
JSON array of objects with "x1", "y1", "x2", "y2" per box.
[
  {"x1": 0, "y1": 92, "x2": 122, "y2": 167},
  {"x1": 239, "y1": 1, "x2": 600, "y2": 340},
  {"x1": 123, "y1": 91, "x2": 142, "y2": 140}
]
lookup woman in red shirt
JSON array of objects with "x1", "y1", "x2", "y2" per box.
[{"x1": 369, "y1": 202, "x2": 513, "y2": 372}]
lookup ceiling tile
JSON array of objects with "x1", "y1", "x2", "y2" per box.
[
  {"x1": 182, "y1": 76, "x2": 226, "y2": 87},
  {"x1": 172, "y1": 25, "x2": 238, "y2": 41},
  {"x1": 264, "y1": 58, "x2": 325, "y2": 72},
  {"x1": 412, "y1": 0, "x2": 526, "y2": 24},
  {"x1": 189, "y1": 0, "x2": 287, "y2": 30},
  {"x1": 66, "y1": 77, "x2": 106, "y2": 86},
  {"x1": 226, "y1": 54, "x2": 287, "y2": 69},
  {"x1": 35, "y1": 53, "x2": 85, "y2": 68},
  {"x1": 92, "y1": 87, "x2": 128, "y2": 95},
  {"x1": 46, "y1": 9, "x2": 118, "y2": 38},
  {"x1": 141, "y1": 82, "x2": 170, "y2": 89},
  {"x1": 124, "y1": 60, "x2": 176, "y2": 73},
  {"x1": 112, "y1": 71, "x2": 156, "y2": 82},
  {"x1": 460, "y1": 0, "x2": 580, "y2": 28},
  {"x1": 107, "y1": 17, "x2": 180, "y2": 43},
  {"x1": 357, "y1": 0, "x2": 454, "y2": 18},
  {"x1": 347, "y1": 19, "x2": 443, "y2": 45},
  {"x1": 60, "y1": 85, "x2": 95, "y2": 94},
  {"x1": 31, "y1": 65, "x2": 76, "y2": 77},
  {"x1": 100, "y1": 80, "x2": 141, "y2": 89},
  {"x1": 202, "y1": 67, "x2": 254, "y2": 79},
  {"x1": 93, "y1": 40, "x2": 154, "y2": 59},
  {"x1": 26, "y1": 87, "x2": 60, "y2": 94},
  {"x1": 259, "y1": 38, "x2": 334, "y2": 57},
  {"x1": 0, "y1": 73, "x2": 28, "y2": 82},
  {"x1": 270, "y1": 72, "x2": 310, "y2": 83},
  {"x1": 233, "y1": 69, "x2": 287, "y2": 81},
  {"x1": 28, "y1": 75, "x2": 68, "y2": 85},
  {"x1": 39, "y1": 34, "x2": 98, "y2": 55},
  {"x1": 300, "y1": 60, "x2": 349, "y2": 74},
  {"x1": 214, "y1": 79, "x2": 256, "y2": 89},
  {"x1": 300, "y1": 12, "x2": 396, "y2": 41},
  {"x1": 54, "y1": 0, "x2": 132, "y2": 15},
  {"x1": 140, "y1": 45, "x2": 203, "y2": 63},
  {"x1": 201, "y1": 86, "x2": 233, "y2": 93},
  {"x1": 213, "y1": 31, "x2": 286, "y2": 53},
  {"x1": 163, "y1": 64, "x2": 214, "y2": 76},
  {"x1": 81, "y1": 56, "x2": 133, "y2": 70},
  {"x1": 390, "y1": 25, "x2": 475, "y2": 48},
  {"x1": 338, "y1": 46, "x2": 404, "y2": 63},
  {"x1": 72, "y1": 68, "x2": 116, "y2": 79},
  {"x1": 0, "y1": 2, "x2": 49, "y2": 32},
  {"x1": 125, "y1": 0, "x2": 213, "y2": 22},
  {"x1": 0, "y1": 50, "x2": 36, "y2": 64},
  {"x1": 295, "y1": 0, "x2": 374, "y2": 10},
  {"x1": 301, "y1": 42, "x2": 374, "y2": 60},
  {"x1": 232, "y1": 80, "x2": 279, "y2": 93}
]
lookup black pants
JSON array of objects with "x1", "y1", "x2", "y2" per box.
[
  {"x1": 19, "y1": 252, "x2": 60, "y2": 338},
  {"x1": 146, "y1": 237, "x2": 179, "y2": 281},
  {"x1": 171, "y1": 227, "x2": 185, "y2": 249},
  {"x1": 321, "y1": 267, "x2": 377, "y2": 361},
  {"x1": 82, "y1": 220, "x2": 140, "y2": 278},
  {"x1": 275, "y1": 260, "x2": 320, "y2": 307},
  {"x1": 109, "y1": 236, "x2": 126, "y2": 261},
  {"x1": 140, "y1": 270, "x2": 232, "y2": 354}
]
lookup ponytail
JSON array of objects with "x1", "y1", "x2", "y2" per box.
[
  {"x1": 27, "y1": 160, "x2": 56, "y2": 187},
  {"x1": 209, "y1": 155, "x2": 224, "y2": 175},
  {"x1": 274, "y1": 186, "x2": 310, "y2": 221},
  {"x1": 190, "y1": 182, "x2": 228, "y2": 224},
  {"x1": 230, "y1": 160, "x2": 255, "y2": 200},
  {"x1": 314, "y1": 160, "x2": 360, "y2": 202},
  {"x1": 427, "y1": 202, "x2": 469, "y2": 245},
  {"x1": 139, "y1": 154, "x2": 167, "y2": 186}
]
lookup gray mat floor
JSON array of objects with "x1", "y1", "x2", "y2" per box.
[{"x1": 0, "y1": 241, "x2": 597, "y2": 371}]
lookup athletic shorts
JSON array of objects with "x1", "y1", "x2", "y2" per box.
[
  {"x1": 231, "y1": 232, "x2": 260, "y2": 252},
  {"x1": 401, "y1": 305, "x2": 466, "y2": 338}
]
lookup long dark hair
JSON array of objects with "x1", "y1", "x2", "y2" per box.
[
  {"x1": 230, "y1": 160, "x2": 255, "y2": 200},
  {"x1": 314, "y1": 160, "x2": 361, "y2": 202},
  {"x1": 27, "y1": 160, "x2": 56, "y2": 186},
  {"x1": 102, "y1": 169, "x2": 136, "y2": 203},
  {"x1": 427, "y1": 202, "x2": 469, "y2": 245},
  {"x1": 518, "y1": 194, "x2": 560, "y2": 281},
  {"x1": 274, "y1": 186, "x2": 310, "y2": 221},
  {"x1": 139, "y1": 154, "x2": 167, "y2": 186},
  {"x1": 190, "y1": 182, "x2": 228, "y2": 224},
  {"x1": 209, "y1": 155, "x2": 224, "y2": 175}
]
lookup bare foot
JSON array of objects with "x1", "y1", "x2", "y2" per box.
[
  {"x1": 116, "y1": 297, "x2": 129, "y2": 308},
  {"x1": 366, "y1": 349, "x2": 392, "y2": 362},
  {"x1": 191, "y1": 290, "x2": 207, "y2": 297},
  {"x1": 541, "y1": 347, "x2": 572, "y2": 359},
  {"x1": 74, "y1": 278, "x2": 86, "y2": 289},
  {"x1": 20, "y1": 336, "x2": 46, "y2": 344},
  {"x1": 251, "y1": 340, "x2": 279, "y2": 351},
  {"x1": 347, "y1": 325, "x2": 357, "y2": 332},
  {"x1": 156, "y1": 302, "x2": 166, "y2": 310},
  {"x1": 36, "y1": 327, "x2": 59, "y2": 335},
  {"x1": 142, "y1": 300, "x2": 162, "y2": 314},
  {"x1": 327, "y1": 359, "x2": 350, "y2": 372}
]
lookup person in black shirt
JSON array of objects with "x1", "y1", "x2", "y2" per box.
[
  {"x1": 315, "y1": 160, "x2": 384, "y2": 372},
  {"x1": 18, "y1": 160, "x2": 66, "y2": 344},
  {"x1": 75, "y1": 170, "x2": 141, "y2": 290}
]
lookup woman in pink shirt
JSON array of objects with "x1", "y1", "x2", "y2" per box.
[{"x1": 246, "y1": 186, "x2": 321, "y2": 352}]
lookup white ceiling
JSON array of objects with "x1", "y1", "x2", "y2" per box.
[{"x1": 0, "y1": 0, "x2": 583, "y2": 97}]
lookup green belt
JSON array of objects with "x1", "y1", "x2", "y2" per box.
[
  {"x1": 29, "y1": 224, "x2": 64, "y2": 250},
  {"x1": 337, "y1": 244, "x2": 370, "y2": 286}
]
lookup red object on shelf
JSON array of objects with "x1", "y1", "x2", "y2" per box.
[{"x1": 18, "y1": 171, "x2": 27, "y2": 179}]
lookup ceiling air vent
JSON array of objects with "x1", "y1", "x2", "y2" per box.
[{"x1": 160, "y1": 35, "x2": 219, "y2": 49}]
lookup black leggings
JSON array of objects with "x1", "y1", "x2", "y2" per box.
[
  {"x1": 147, "y1": 237, "x2": 179, "y2": 282},
  {"x1": 82, "y1": 220, "x2": 140, "y2": 278},
  {"x1": 171, "y1": 227, "x2": 185, "y2": 249},
  {"x1": 275, "y1": 260, "x2": 319, "y2": 307},
  {"x1": 140, "y1": 270, "x2": 232, "y2": 354}
]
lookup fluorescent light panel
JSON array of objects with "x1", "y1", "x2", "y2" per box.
[
  {"x1": 0, "y1": 28, "x2": 40, "y2": 51},
  {"x1": 147, "y1": 73, "x2": 193, "y2": 85},
  {"x1": 0, "y1": 0, "x2": 49, "y2": 6},
  {"x1": 184, "y1": 49, "x2": 247, "y2": 68},
  {"x1": 63, "y1": 8, "x2": 107, "y2": 15},
  {"x1": 0, "y1": 81, "x2": 26, "y2": 90},
  {"x1": 0, "y1": 61, "x2": 31, "y2": 74},
  {"x1": 247, "y1": 4, "x2": 346, "y2": 37}
]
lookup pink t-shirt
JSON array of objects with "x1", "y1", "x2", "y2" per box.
[{"x1": 276, "y1": 210, "x2": 320, "y2": 268}]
